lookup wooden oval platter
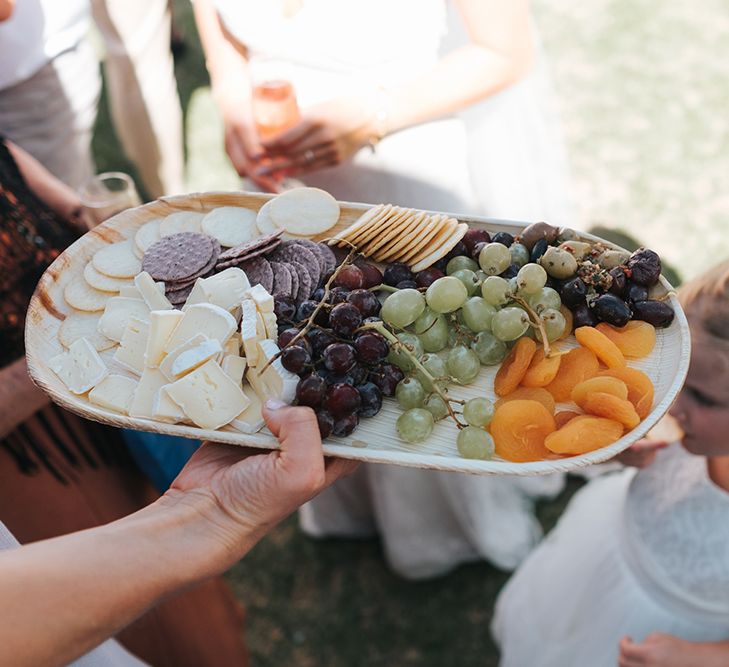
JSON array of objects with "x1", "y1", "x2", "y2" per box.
[{"x1": 25, "y1": 191, "x2": 690, "y2": 476}]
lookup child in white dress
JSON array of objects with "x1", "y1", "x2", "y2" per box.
[{"x1": 492, "y1": 261, "x2": 729, "y2": 667}]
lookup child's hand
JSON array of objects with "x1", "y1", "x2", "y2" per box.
[
  {"x1": 619, "y1": 633, "x2": 729, "y2": 667},
  {"x1": 614, "y1": 438, "x2": 667, "y2": 468}
]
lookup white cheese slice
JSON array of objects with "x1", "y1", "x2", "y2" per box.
[
  {"x1": 88, "y1": 374, "x2": 138, "y2": 413},
  {"x1": 134, "y1": 271, "x2": 173, "y2": 311},
  {"x1": 262, "y1": 312, "x2": 277, "y2": 339},
  {"x1": 224, "y1": 333, "x2": 241, "y2": 356},
  {"x1": 222, "y1": 355, "x2": 247, "y2": 386},
  {"x1": 255, "y1": 310, "x2": 267, "y2": 340},
  {"x1": 49, "y1": 337, "x2": 108, "y2": 395},
  {"x1": 120, "y1": 282, "x2": 165, "y2": 299},
  {"x1": 245, "y1": 366, "x2": 271, "y2": 402},
  {"x1": 98, "y1": 297, "x2": 151, "y2": 342},
  {"x1": 247, "y1": 283, "x2": 274, "y2": 313},
  {"x1": 159, "y1": 334, "x2": 206, "y2": 380},
  {"x1": 113, "y1": 317, "x2": 149, "y2": 376},
  {"x1": 165, "y1": 303, "x2": 237, "y2": 351},
  {"x1": 256, "y1": 339, "x2": 299, "y2": 404},
  {"x1": 145, "y1": 310, "x2": 184, "y2": 368},
  {"x1": 167, "y1": 338, "x2": 223, "y2": 381},
  {"x1": 183, "y1": 267, "x2": 251, "y2": 313},
  {"x1": 128, "y1": 367, "x2": 168, "y2": 419},
  {"x1": 152, "y1": 384, "x2": 187, "y2": 423},
  {"x1": 240, "y1": 300, "x2": 260, "y2": 366},
  {"x1": 229, "y1": 385, "x2": 265, "y2": 434},
  {"x1": 165, "y1": 360, "x2": 249, "y2": 430}
]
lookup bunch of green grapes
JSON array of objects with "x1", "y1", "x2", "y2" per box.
[{"x1": 378, "y1": 248, "x2": 570, "y2": 457}]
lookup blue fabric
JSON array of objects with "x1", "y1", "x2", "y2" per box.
[{"x1": 122, "y1": 430, "x2": 200, "y2": 493}]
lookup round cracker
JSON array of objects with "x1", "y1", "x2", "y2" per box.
[
  {"x1": 362, "y1": 208, "x2": 420, "y2": 255},
  {"x1": 411, "y1": 222, "x2": 469, "y2": 272},
  {"x1": 270, "y1": 261, "x2": 293, "y2": 297},
  {"x1": 92, "y1": 240, "x2": 142, "y2": 278},
  {"x1": 285, "y1": 261, "x2": 300, "y2": 299},
  {"x1": 239, "y1": 257, "x2": 274, "y2": 293},
  {"x1": 270, "y1": 242, "x2": 321, "y2": 290},
  {"x1": 201, "y1": 206, "x2": 258, "y2": 247},
  {"x1": 64, "y1": 278, "x2": 110, "y2": 312},
  {"x1": 217, "y1": 231, "x2": 284, "y2": 262},
  {"x1": 400, "y1": 217, "x2": 454, "y2": 263},
  {"x1": 356, "y1": 207, "x2": 412, "y2": 248},
  {"x1": 292, "y1": 238, "x2": 332, "y2": 277},
  {"x1": 269, "y1": 187, "x2": 339, "y2": 236},
  {"x1": 58, "y1": 313, "x2": 115, "y2": 351},
  {"x1": 159, "y1": 211, "x2": 205, "y2": 237},
  {"x1": 328, "y1": 204, "x2": 390, "y2": 245},
  {"x1": 288, "y1": 259, "x2": 313, "y2": 303},
  {"x1": 142, "y1": 232, "x2": 215, "y2": 282},
  {"x1": 83, "y1": 261, "x2": 132, "y2": 293},
  {"x1": 135, "y1": 218, "x2": 163, "y2": 252},
  {"x1": 255, "y1": 198, "x2": 280, "y2": 235}
]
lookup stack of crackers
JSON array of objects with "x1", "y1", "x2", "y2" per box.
[{"x1": 328, "y1": 204, "x2": 468, "y2": 272}]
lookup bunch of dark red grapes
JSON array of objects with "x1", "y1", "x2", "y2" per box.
[{"x1": 272, "y1": 261, "x2": 405, "y2": 438}]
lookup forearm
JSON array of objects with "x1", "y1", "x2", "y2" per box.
[
  {"x1": 0, "y1": 357, "x2": 50, "y2": 439},
  {"x1": 0, "y1": 493, "x2": 244, "y2": 667}
]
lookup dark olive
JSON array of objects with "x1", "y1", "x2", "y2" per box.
[
  {"x1": 608, "y1": 267, "x2": 627, "y2": 296},
  {"x1": 530, "y1": 238, "x2": 549, "y2": 263},
  {"x1": 491, "y1": 231, "x2": 514, "y2": 247},
  {"x1": 626, "y1": 248, "x2": 662, "y2": 286},
  {"x1": 444, "y1": 241, "x2": 468, "y2": 263},
  {"x1": 591, "y1": 294, "x2": 632, "y2": 327},
  {"x1": 500, "y1": 263, "x2": 520, "y2": 279},
  {"x1": 623, "y1": 281, "x2": 649, "y2": 304},
  {"x1": 632, "y1": 300, "x2": 674, "y2": 328},
  {"x1": 561, "y1": 277, "x2": 588, "y2": 307},
  {"x1": 572, "y1": 303, "x2": 597, "y2": 328}
]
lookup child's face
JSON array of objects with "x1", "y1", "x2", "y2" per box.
[{"x1": 671, "y1": 329, "x2": 729, "y2": 457}]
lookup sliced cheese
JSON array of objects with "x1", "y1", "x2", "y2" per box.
[
  {"x1": 222, "y1": 355, "x2": 247, "y2": 386},
  {"x1": 120, "y1": 282, "x2": 165, "y2": 300},
  {"x1": 166, "y1": 338, "x2": 223, "y2": 381},
  {"x1": 129, "y1": 367, "x2": 168, "y2": 419},
  {"x1": 134, "y1": 271, "x2": 173, "y2": 310},
  {"x1": 113, "y1": 317, "x2": 149, "y2": 376},
  {"x1": 49, "y1": 337, "x2": 108, "y2": 395},
  {"x1": 166, "y1": 360, "x2": 249, "y2": 430},
  {"x1": 247, "y1": 283, "x2": 274, "y2": 313},
  {"x1": 229, "y1": 385, "x2": 265, "y2": 434},
  {"x1": 98, "y1": 297, "x2": 150, "y2": 342},
  {"x1": 152, "y1": 384, "x2": 187, "y2": 423},
  {"x1": 256, "y1": 339, "x2": 299, "y2": 404},
  {"x1": 183, "y1": 267, "x2": 251, "y2": 313},
  {"x1": 88, "y1": 374, "x2": 138, "y2": 413},
  {"x1": 165, "y1": 303, "x2": 236, "y2": 351},
  {"x1": 145, "y1": 310, "x2": 184, "y2": 368},
  {"x1": 159, "y1": 334, "x2": 205, "y2": 380},
  {"x1": 262, "y1": 312, "x2": 277, "y2": 339},
  {"x1": 224, "y1": 333, "x2": 241, "y2": 356},
  {"x1": 240, "y1": 300, "x2": 260, "y2": 366}
]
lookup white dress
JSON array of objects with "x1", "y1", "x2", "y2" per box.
[
  {"x1": 216, "y1": 0, "x2": 573, "y2": 578},
  {"x1": 492, "y1": 444, "x2": 729, "y2": 667}
]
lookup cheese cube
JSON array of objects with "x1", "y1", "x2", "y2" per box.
[
  {"x1": 128, "y1": 367, "x2": 168, "y2": 419},
  {"x1": 184, "y1": 267, "x2": 251, "y2": 313},
  {"x1": 256, "y1": 339, "x2": 299, "y2": 404},
  {"x1": 160, "y1": 336, "x2": 222, "y2": 381},
  {"x1": 240, "y1": 300, "x2": 260, "y2": 366},
  {"x1": 230, "y1": 385, "x2": 265, "y2": 434},
  {"x1": 49, "y1": 337, "x2": 108, "y2": 394},
  {"x1": 113, "y1": 317, "x2": 149, "y2": 376},
  {"x1": 166, "y1": 360, "x2": 249, "y2": 430},
  {"x1": 134, "y1": 271, "x2": 173, "y2": 311},
  {"x1": 247, "y1": 283, "x2": 274, "y2": 313},
  {"x1": 119, "y1": 281, "x2": 164, "y2": 300},
  {"x1": 222, "y1": 355, "x2": 247, "y2": 386},
  {"x1": 152, "y1": 384, "x2": 187, "y2": 423},
  {"x1": 165, "y1": 303, "x2": 236, "y2": 351},
  {"x1": 145, "y1": 310, "x2": 184, "y2": 368},
  {"x1": 88, "y1": 374, "x2": 138, "y2": 413},
  {"x1": 262, "y1": 312, "x2": 277, "y2": 339},
  {"x1": 98, "y1": 297, "x2": 150, "y2": 342}
]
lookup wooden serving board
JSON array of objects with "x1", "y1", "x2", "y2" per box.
[{"x1": 26, "y1": 191, "x2": 691, "y2": 476}]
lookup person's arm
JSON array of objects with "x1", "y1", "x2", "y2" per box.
[
  {"x1": 619, "y1": 633, "x2": 729, "y2": 667},
  {"x1": 0, "y1": 403, "x2": 357, "y2": 667},
  {"x1": 0, "y1": 357, "x2": 51, "y2": 439},
  {"x1": 5, "y1": 141, "x2": 86, "y2": 231},
  {"x1": 260, "y1": 0, "x2": 535, "y2": 174}
]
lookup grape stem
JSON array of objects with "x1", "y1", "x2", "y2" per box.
[
  {"x1": 257, "y1": 247, "x2": 359, "y2": 376},
  {"x1": 511, "y1": 295, "x2": 552, "y2": 357},
  {"x1": 359, "y1": 321, "x2": 468, "y2": 428}
]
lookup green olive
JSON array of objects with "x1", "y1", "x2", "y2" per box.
[{"x1": 539, "y1": 246, "x2": 578, "y2": 279}]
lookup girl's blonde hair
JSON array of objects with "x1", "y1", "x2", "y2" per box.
[{"x1": 679, "y1": 260, "x2": 729, "y2": 341}]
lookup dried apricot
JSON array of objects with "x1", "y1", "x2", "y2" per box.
[
  {"x1": 494, "y1": 337, "x2": 537, "y2": 397},
  {"x1": 596, "y1": 321, "x2": 656, "y2": 358},
  {"x1": 545, "y1": 415, "x2": 624, "y2": 455},
  {"x1": 555, "y1": 410, "x2": 582, "y2": 428},
  {"x1": 571, "y1": 376, "x2": 629, "y2": 406},
  {"x1": 522, "y1": 349, "x2": 562, "y2": 388},
  {"x1": 581, "y1": 392, "x2": 640, "y2": 430},
  {"x1": 495, "y1": 387, "x2": 556, "y2": 414},
  {"x1": 600, "y1": 367, "x2": 655, "y2": 419},
  {"x1": 545, "y1": 347, "x2": 600, "y2": 402},
  {"x1": 490, "y1": 399, "x2": 556, "y2": 462},
  {"x1": 574, "y1": 326, "x2": 626, "y2": 368}
]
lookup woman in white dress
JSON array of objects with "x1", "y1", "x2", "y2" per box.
[
  {"x1": 492, "y1": 262, "x2": 729, "y2": 667},
  {"x1": 194, "y1": 0, "x2": 573, "y2": 577}
]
